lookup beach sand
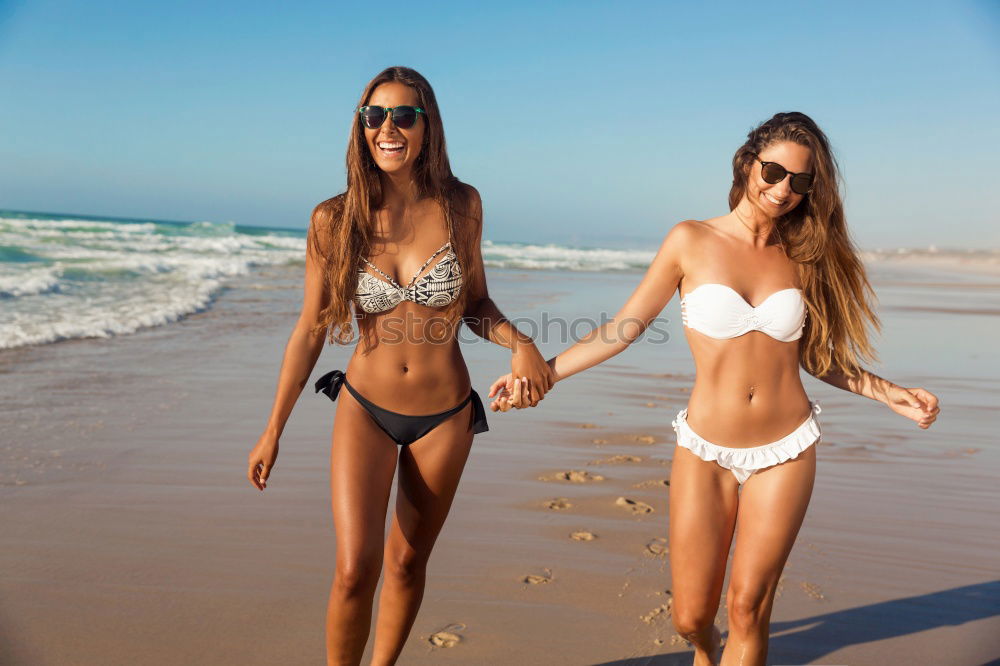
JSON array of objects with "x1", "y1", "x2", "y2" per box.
[{"x1": 2, "y1": 262, "x2": 999, "y2": 665}]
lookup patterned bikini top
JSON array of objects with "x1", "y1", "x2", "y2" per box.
[{"x1": 356, "y1": 240, "x2": 463, "y2": 314}]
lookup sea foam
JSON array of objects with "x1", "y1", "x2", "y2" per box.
[{"x1": 0, "y1": 213, "x2": 305, "y2": 349}]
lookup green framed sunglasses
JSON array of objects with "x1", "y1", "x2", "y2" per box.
[{"x1": 358, "y1": 105, "x2": 425, "y2": 130}]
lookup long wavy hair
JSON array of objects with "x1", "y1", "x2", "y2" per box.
[
  {"x1": 309, "y1": 66, "x2": 482, "y2": 344},
  {"x1": 729, "y1": 112, "x2": 879, "y2": 377}
]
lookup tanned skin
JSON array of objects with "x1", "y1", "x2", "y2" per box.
[
  {"x1": 248, "y1": 80, "x2": 553, "y2": 666},
  {"x1": 490, "y1": 141, "x2": 939, "y2": 666}
]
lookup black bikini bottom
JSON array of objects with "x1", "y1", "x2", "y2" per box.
[{"x1": 314, "y1": 369, "x2": 489, "y2": 446}]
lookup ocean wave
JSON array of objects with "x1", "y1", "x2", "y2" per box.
[
  {"x1": 3, "y1": 216, "x2": 159, "y2": 234},
  {"x1": 0, "y1": 265, "x2": 62, "y2": 298},
  {"x1": 482, "y1": 240, "x2": 655, "y2": 272},
  {"x1": 0, "y1": 276, "x2": 222, "y2": 348},
  {"x1": 862, "y1": 247, "x2": 1000, "y2": 268},
  {"x1": 0, "y1": 212, "x2": 306, "y2": 349}
]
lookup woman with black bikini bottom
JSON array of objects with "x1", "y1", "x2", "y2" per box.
[{"x1": 247, "y1": 66, "x2": 553, "y2": 666}]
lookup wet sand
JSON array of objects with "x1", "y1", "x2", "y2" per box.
[{"x1": 2, "y1": 262, "x2": 999, "y2": 665}]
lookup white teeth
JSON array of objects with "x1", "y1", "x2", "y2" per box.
[
  {"x1": 378, "y1": 141, "x2": 403, "y2": 150},
  {"x1": 765, "y1": 193, "x2": 785, "y2": 205}
]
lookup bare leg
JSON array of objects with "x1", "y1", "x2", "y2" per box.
[
  {"x1": 669, "y1": 445, "x2": 741, "y2": 666},
  {"x1": 370, "y1": 402, "x2": 475, "y2": 665},
  {"x1": 326, "y1": 390, "x2": 399, "y2": 666},
  {"x1": 721, "y1": 446, "x2": 816, "y2": 666}
]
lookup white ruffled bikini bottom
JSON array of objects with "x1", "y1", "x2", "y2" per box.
[{"x1": 671, "y1": 402, "x2": 822, "y2": 484}]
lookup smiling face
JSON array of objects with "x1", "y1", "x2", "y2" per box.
[
  {"x1": 745, "y1": 140, "x2": 813, "y2": 219},
  {"x1": 363, "y1": 81, "x2": 425, "y2": 176}
]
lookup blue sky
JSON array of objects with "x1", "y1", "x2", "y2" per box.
[{"x1": 1, "y1": 0, "x2": 998, "y2": 248}]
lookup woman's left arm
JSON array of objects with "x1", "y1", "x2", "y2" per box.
[
  {"x1": 809, "y1": 366, "x2": 940, "y2": 429},
  {"x1": 460, "y1": 185, "x2": 554, "y2": 406}
]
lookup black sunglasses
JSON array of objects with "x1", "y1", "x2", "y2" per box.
[
  {"x1": 753, "y1": 154, "x2": 814, "y2": 195},
  {"x1": 358, "y1": 105, "x2": 425, "y2": 130}
]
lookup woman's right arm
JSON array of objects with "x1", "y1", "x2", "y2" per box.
[{"x1": 247, "y1": 209, "x2": 332, "y2": 490}]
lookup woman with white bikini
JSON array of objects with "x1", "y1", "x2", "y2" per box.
[{"x1": 490, "y1": 111, "x2": 940, "y2": 665}]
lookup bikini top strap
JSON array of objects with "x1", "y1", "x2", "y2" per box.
[
  {"x1": 404, "y1": 241, "x2": 451, "y2": 287},
  {"x1": 361, "y1": 258, "x2": 402, "y2": 289}
]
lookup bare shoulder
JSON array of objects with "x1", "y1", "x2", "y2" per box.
[
  {"x1": 310, "y1": 194, "x2": 344, "y2": 231},
  {"x1": 662, "y1": 219, "x2": 712, "y2": 253},
  {"x1": 457, "y1": 181, "x2": 481, "y2": 202},
  {"x1": 666, "y1": 217, "x2": 733, "y2": 252},
  {"x1": 450, "y1": 181, "x2": 483, "y2": 234},
  {"x1": 455, "y1": 182, "x2": 482, "y2": 219},
  {"x1": 655, "y1": 219, "x2": 724, "y2": 281},
  {"x1": 308, "y1": 194, "x2": 345, "y2": 257}
]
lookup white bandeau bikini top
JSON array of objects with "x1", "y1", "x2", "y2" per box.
[
  {"x1": 680, "y1": 283, "x2": 806, "y2": 342},
  {"x1": 356, "y1": 240, "x2": 463, "y2": 314}
]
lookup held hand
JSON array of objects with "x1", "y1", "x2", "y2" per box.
[
  {"x1": 247, "y1": 433, "x2": 279, "y2": 490},
  {"x1": 511, "y1": 342, "x2": 555, "y2": 407},
  {"x1": 885, "y1": 385, "x2": 940, "y2": 429},
  {"x1": 487, "y1": 373, "x2": 532, "y2": 412}
]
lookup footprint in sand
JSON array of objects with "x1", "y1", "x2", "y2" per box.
[
  {"x1": 579, "y1": 423, "x2": 601, "y2": 429},
  {"x1": 645, "y1": 537, "x2": 668, "y2": 556},
  {"x1": 544, "y1": 498, "x2": 572, "y2": 510},
  {"x1": 591, "y1": 438, "x2": 609, "y2": 445},
  {"x1": 632, "y1": 435, "x2": 657, "y2": 445},
  {"x1": 589, "y1": 454, "x2": 643, "y2": 465},
  {"x1": 428, "y1": 623, "x2": 466, "y2": 648},
  {"x1": 540, "y1": 470, "x2": 605, "y2": 483},
  {"x1": 570, "y1": 530, "x2": 597, "y2": 541},
  {"x1": 522, "y1": 568, "x2": 553, "y2": 585},
  {"x1": 644, "y1": 402, "x2": 657, "y2": 407},
  {"x1": 616, "y1": 497, "x2": 654, "y2": 514},
  {"x1": 640, "y1": 602, "x2": 672, "y2": 624},
  {"x1": 800, "y1": 581, "x2": 825, "y2": 600},
  {"x1": 633, "y1": 478, "x2": 670, "y2": 488}
]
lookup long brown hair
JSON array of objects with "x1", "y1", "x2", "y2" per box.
[
  {"x1": 309, "y1": 66, "x2": 482, "y2": 344},
  {"x1": 729, "y1": 112, "x2": 879, "y2": 377}
]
